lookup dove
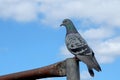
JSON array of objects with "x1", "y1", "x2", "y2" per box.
[{"x1": 60, "y1": 19, "x2": 101, "y2": 77}]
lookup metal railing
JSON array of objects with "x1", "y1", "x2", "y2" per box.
[{"x1": 0, "y1": 58, "x2": 80, "y2": 80}]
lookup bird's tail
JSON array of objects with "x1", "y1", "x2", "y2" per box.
[
  {"x1": 87, "y1": 66, "x2": 94, "y2": 77},
  {"x1": 87, "y1": 56, "x2": 101, "y2": 77},
  {"x1": 77, "y1": 54, "x2": 101, "y2": 71},
  {"x1": 76, "y1": 53, "x2": 101, "y2": 77},
  {"x1": 92, "y1": 55, "x2": 102, "y2": 72}
]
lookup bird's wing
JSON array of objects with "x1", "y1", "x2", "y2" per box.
[
  {"x1": 66, "y1": 33, "x2": 101, "y2": 77},
  {"x1": 77, "y1": 52, "x2": 101, "y2": 71},
  {"x1": 66, "y1": 33, "x2": 93, "y2": 56}
]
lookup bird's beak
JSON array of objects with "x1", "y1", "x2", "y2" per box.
[{"x1": 60, "y1": 23, "x2": 64, "y2": 26}]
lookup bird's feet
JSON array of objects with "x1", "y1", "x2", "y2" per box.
[{"x1": 73, "y1": 56, "x2": 80, "y2": 61}]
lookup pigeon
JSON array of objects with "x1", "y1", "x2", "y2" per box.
[{"x1": 60, "y1": 19, "x2": 101, "y2": 77}]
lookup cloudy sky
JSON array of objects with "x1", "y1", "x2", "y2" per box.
[{"x1": 0, "y1": 0, "x2": 120, "y2": 80}]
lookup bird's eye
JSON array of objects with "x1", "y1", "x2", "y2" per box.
[{"x1": 63, "y1": 20, "x2": 67, "y2": 23}]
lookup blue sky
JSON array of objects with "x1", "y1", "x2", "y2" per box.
[{"x1": 0, "y1": 0, "x2": 120, "y2": 80}]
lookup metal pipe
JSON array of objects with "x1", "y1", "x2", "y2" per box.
[
  {"x1": 66, "y1": 58, "x2": 80, "y2": 80},
  {"x1": 0, "y1": 57, "x2": 80, "y2": 80},
  {"x1": 0, "y1": 60, "x2": 66, "y2": 80}
]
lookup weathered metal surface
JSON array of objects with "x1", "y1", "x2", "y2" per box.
[
  {"x1": 66, "y1": 58, "x2": 80, "y2": 80},
  {"x1": 0, "y1": 60, "x2": 66, "y2": 80},
  {"x1": 0, "y1": 57, "x2": 80, "y2": 80}
]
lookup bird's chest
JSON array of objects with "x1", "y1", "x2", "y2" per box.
[
  {"x1": 65, "y1": 34, "x2": 91, "y2": 55},
  {"x1": 65, "y1": 34, "x2": 83, "y2": 49}
]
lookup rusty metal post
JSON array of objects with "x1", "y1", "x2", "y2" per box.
[
  {"x1": 0, "y1": 57, "x2": 80, "y2": 80},
  {"x1": 66, "y1": 58, "x2": 80, "y2": 80},
  {"x1": 0, "y1": 60, "x2": 66, "y2": 80}
]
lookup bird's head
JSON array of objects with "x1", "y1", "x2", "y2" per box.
[
  {"x1": 60, "y1": 19, "x2": 73, "y2": 27},
  {"x1": 60, "y1": 19, "x2": 77, "y2": 33}
]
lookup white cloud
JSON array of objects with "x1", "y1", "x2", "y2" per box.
[
  {"x1": 38, "y1": 0, "x2": 120, "y2": 27},
  {"x1": 95, "y1": 37, "x2": 120, "y2": 55},
  {"x1": 80, "y1": 26, "x2": 120, "y2": 64},
  {"x1": 0, "y1": 0, "x2": 39, "y2": 21},
  {"x1": 81, "y1": 27, "x2": 114, "y2": 40},
  {"x1": 79, "y1": 26, "x2": 118, "y2": 64},
  {"x1": 97, "y1": 56, "x2": 114, "y2": 64},
  {"x1": 0, "y1": 0, "x2": 120, "y2": 27},
  {"x1": 94, "y1": 37, "x2": 120, "y2": 64}
]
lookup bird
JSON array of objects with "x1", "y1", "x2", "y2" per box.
[{"x1": 60, "y1": 19, "x2": 101, "y2": 77}]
